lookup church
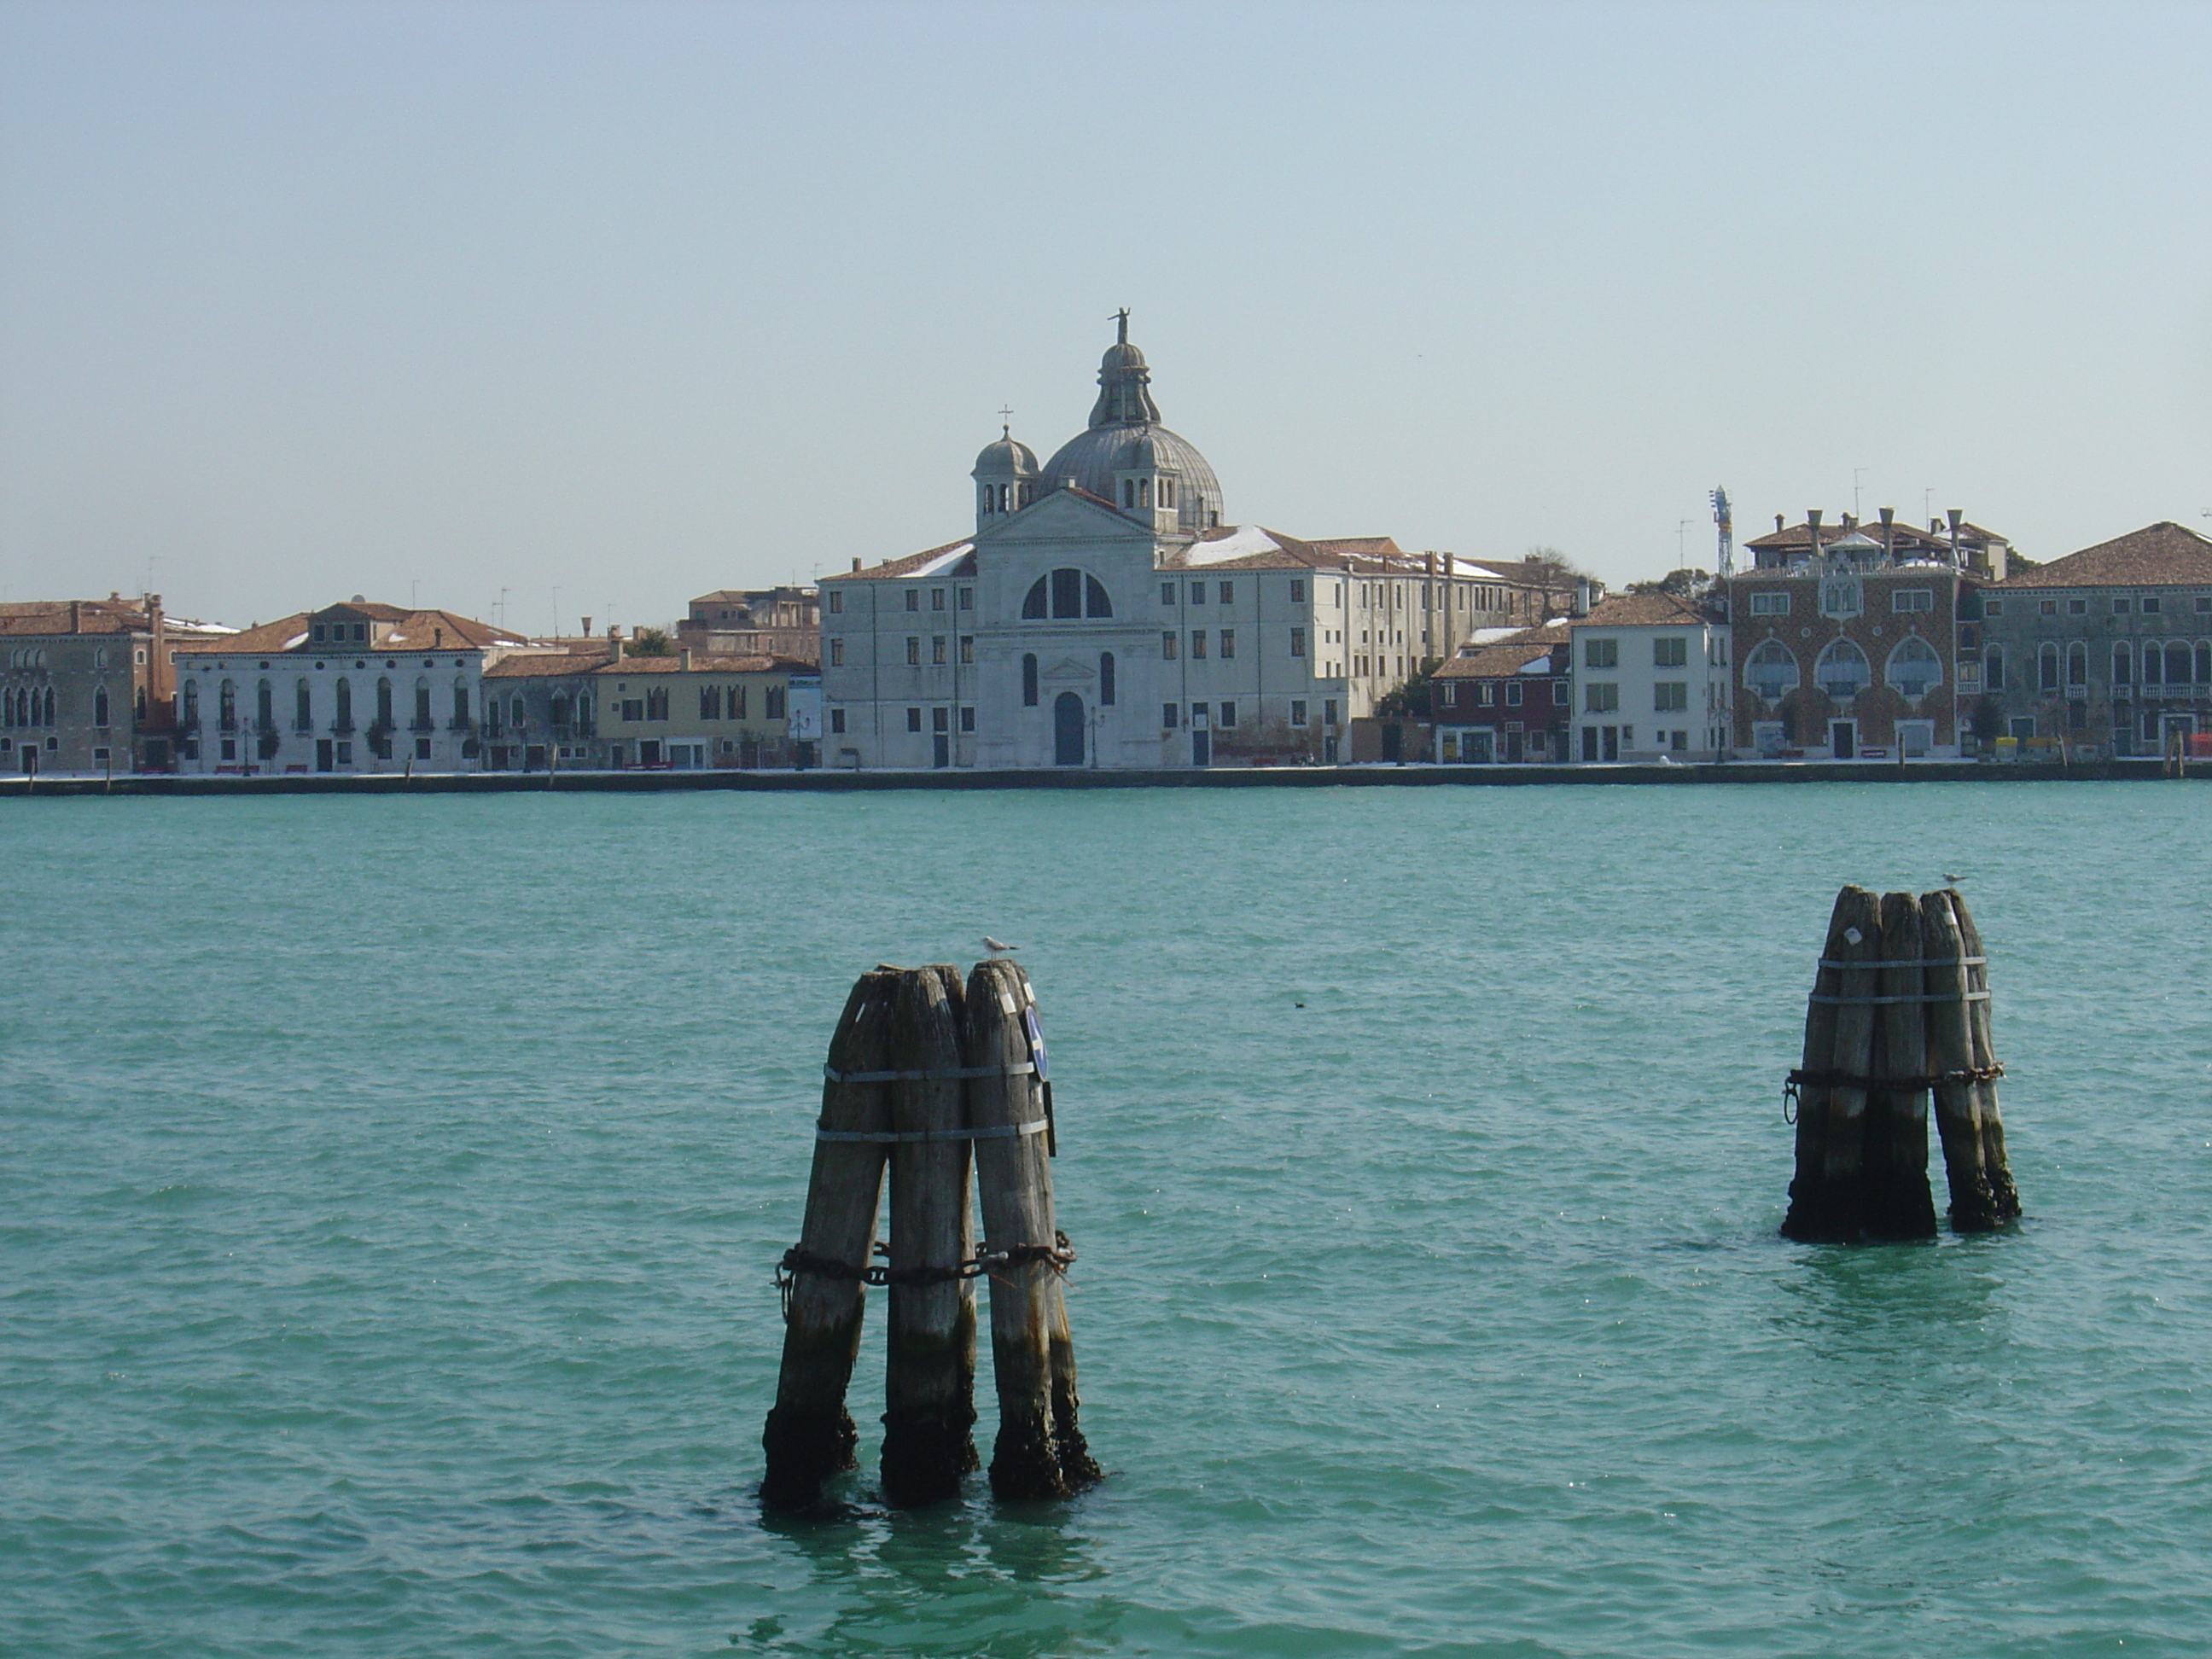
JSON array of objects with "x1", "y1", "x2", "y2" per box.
[{"x1": 818, "y1": 317, "x2": 1545, "y2": 769}]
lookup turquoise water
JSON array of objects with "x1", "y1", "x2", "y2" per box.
[{"x1": 5, "y1": 783, "x2": 2210, "y2": 1658}]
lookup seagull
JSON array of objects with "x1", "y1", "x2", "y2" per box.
[
  {"x1": 982, "y1": 935, "x2": 1017, "y2": 955},
  {"x1": 1942, "y1": 872, "x2": 1965, "y2": 885}
]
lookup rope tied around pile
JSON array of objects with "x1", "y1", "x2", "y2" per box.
[
  {"x1": 777, "y1": 1231, "x2": 1076, "y2": 1319},
  {"x1": 1782, "y1": 1062, "x2": 2006, "y2": 1123}
]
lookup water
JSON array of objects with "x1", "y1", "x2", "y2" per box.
[{"x1": 4, "y1": 782, "x2": 2209, "y2": 1658}]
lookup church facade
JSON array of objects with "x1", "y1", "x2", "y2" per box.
[{"x1": 819, "y1": 319, "x2": 1546, "y2": 770}]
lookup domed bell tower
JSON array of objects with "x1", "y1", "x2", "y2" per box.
[{"x1": 971, "y1": 414, "x2": 1039, "y2": 534}]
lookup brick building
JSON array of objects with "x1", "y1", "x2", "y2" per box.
[
  {"x1": 1727, "y1": 521, "x2": 1990, "y2": 760},
  {"x1": 1429, "y1": 625, "x2": 1570, "y2": 762},
  {"x1": 1, "y1": 595, "x2": 181, "y2": 775}
]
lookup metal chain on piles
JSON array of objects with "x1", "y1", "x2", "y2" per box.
[
  {"x1": 776, "y1": 1231, "x2": 1076, "y2": 1320},
  {"x1": 1781, "y1": 1063, "x2": 2006, "y2": 1124}
]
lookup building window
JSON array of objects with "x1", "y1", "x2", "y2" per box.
[
  {"x1": 2068, "y1": 597, "x2": 2087, "y2": 615},
  {"x1": 827, "y1": 591, "x2": 843, "y2": 614},
  {"x1": 1291, "y1": 699, "x2": 1308, "y2": 725},
  {"x1": 1893, "y1": 589, "x2": 1934, "y2": 613},
  {"x1": 1026, "y1": 568, "x2": 1112, "y2": 619},
  {"x1": 931, "y1": 706, "x2": 949, "y2": 731},
  {"x1": 1585, "y1": 682, "x2": 1619, "y2": 713},
  {"x1": 958, "y1": 586, "x2": 973, "y2": 609},
  {"x1": 765, "y1": 685, "x2": 786, "y2": 719},
  {"x1": 1218, "y1": 582, "x2": 1234, "y2": 605},
  {"x1": 906, "y1": 637, "x2": 920, "y2": 666},
  {"x1": 2040, "y1": 599, "x2": 2058, "y2": 616},
  {"x1": 1161, "y1": 631, "x2": 1178, "y2": 660},
  {"x1": 960, "y1": 636, "x2": 974, "y2": 664},
  {"x1": 905, "y1": 589, "x2": 920, "y2": 612},
  {"x1": 731, "y1": 685, "x2": 748, "y2": 719},
  {"x1": 2039, "y1": 642, "x2": 2061, "y2": 691},
  {"x1": 94, "y1": 685, "x2": 110, "y2": 728},
  {"x1": 2196, "y1": 597, "x2": 2210, "y2": 614},
  {"x1": 1584, "y1": 637, "x2": 1618, "y2": 668},
  {"x1": 1290, "y1": 580, "x2": 1305, "y2": 602},
  {"x1": 1819, "y1": 576, "x2": 1864, "y2": 618},
  {"x1": 1161, "y1": 702, "x2": 1179, "y2": 728},
  {"x1": 1099, "y1": 652, "x2": 1116, "y2": 706},
  {"x1": 2112, "y1": 643, "x2": 2133, "y2": 687},
  {"x1": 1290, "y1": 627, "x2": 1307, "y2": 657},
  {"x1": 1478, "y1": 684, "x2": 1498, "y2": 706},
  {"x1": 1654, "y1": 681, "x2": 1690, "y2": 712},
  {"x1": 1190, "y1": 581, "x2": 1206, "y2": 604},
  {"x1": 1744, "y1": 640, "x2": 1799, "y2": 700},
  {"x1": 452, "y1": 682, "x2": 470, "y2": 729},
  {"x1": 830, "y1": 708, "x2": 846, "y2": 734},
  {"x1": 2140, "y1": 596, "x2": 2162, "y2": 615},
  {"x1": 829, "y1": 638, "x2": 844, "y2": 667},
  {"x1": 1983, "y1": 599, "x2": 2003, "y2": 616},
  {"x1": 931, "y1": 588, "x2": 946, "y2": 611},
  {"x1": 1191, "y1": 631, "x2": 1208, "y2": 660},
  {"x1": 1220, "y1": 631, "x2": 1235, "y2": 659},
  {"x1": 1749, "y1": 591, "x2": 1789, "y2": 616},
  {"x1": 1161, "y1": 582, "x2": 1175, "y2": 606},
  {"x1": 1887, "y1": 637, "x2": 1943, "y2": 699},
  {"x1": 906, "y1": 707, "x2": 922, "y2": 731},
  {"x1": 932, "y1": 637, "x2": 947, "y2": 665},
  {"x1": 1324, "y1": 698, "x2": 1339, "y2": 725},
  {"x1": 1022, "y1": 653, "x2": 1039, "y2": 706},
  {"x1": 2067, "y1": 643, "x2": 2089, "y2": 689},
  {"x1": 294, "y1": 679, "x2": 312, "y2": 731},
  {"x1": 1984, "y1": 647, "x2": 2003, "y2": 690},
  {"x1": 699, "y1": 686, "x2": 719, "y2": 719},
  {"x1": 1220, "y1": 701, "x2": 1237, "y2": 727},
  {"x1": 1813, "y1": 639, "x2": 1871, "y2": 697},
  {"x1": 646, "y1": 687, "x2": 668, "y2": 720},
  {"x1": 1653, "y1": 637, "x2": 1687, "y2": 667},
  {"x1": 2113, "y1": 597, "x2": 2133, "y2": 614}
]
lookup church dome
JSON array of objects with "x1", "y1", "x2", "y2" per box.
[
  {"x1": 972, "y1": 432, "x2": 1039, "y2": 477},
  {"x1": 1039, "y1": 313, "x2": 1224, "y2": 534}
]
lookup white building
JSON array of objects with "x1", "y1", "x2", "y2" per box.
[
  {"x1": 172, "y1": 600, "x2": 527, "y2": 774},
  {"x1": 820, "y1": 319, "x2": 1546, "y2": 770},
  {"x1": 1568, "y1": 591, "x2": 1732, "y2": 763}
]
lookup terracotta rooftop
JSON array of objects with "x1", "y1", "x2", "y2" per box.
[
  {"x1": 1434, "y1": 625, "x2": 1571, "y2": 680},
  {"x1": 824, "y1": 538, "x2": 976, "y2": 582},
  {"x1": 171, "y1": 605, "x2": 523, "y2": 655},
  {"x1": 1573, "y1": 591, "x2": 1717, "y2": 628},
  {"x1": 587, "y1": 653, "x2": 806, "y2": 676},
  {"x1": 0, "y1": 597, "x2": 157, "y2": 636},
  {"x1": 1994, "y1": 521, "x2": 2212, "y2": 590}
]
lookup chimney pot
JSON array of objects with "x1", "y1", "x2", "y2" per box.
[
  {"x1": 679, "y1": 647, "x2": 693, "y2": 671},
  {"x1": 850, "y1": 557, "x2": 861, "y2": 573}
]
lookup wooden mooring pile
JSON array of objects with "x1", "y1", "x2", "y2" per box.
[
  {"x1": 1782, "y1": 885, "x2": 2022, "y2": 1243},
  {"x1": 760, "y1": 959, "x2": 1099, "y2": 1509}
]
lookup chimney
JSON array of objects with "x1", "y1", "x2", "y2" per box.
[
  {"x1": 679, "y1": 646, "x2": 693, "y2": 671},
  {"x1": 1574, "y1": 580, "x2": 1592, "y2": 617},
  {"x1": 850, "y1": 557, "x2": 861, "y2": 573},
  {"x1": 1879, "y1": 505, "x2": 1895, "y2": 563},
  {"x1": 1774, "y1": 513, "x2": 1785, "y2": 533},
  {"x1": 580, "y1": 615, "x2": 591, "y2": 637},
  {"x1": 434, "y1": 626, "x2": 444, "y2": 647},
  {"x1": 1806, "y1": 509, "x2": 1824, "y2": 562},
  {"x1": 608, "y1": 624, "x2": 622, "y2": 661},
  {"x1": 1947, "y1": 508, "x2": 1964, "y2": 569},
  {"x1": 69, "y1": 600, "x2": 81, "y2": 633}
]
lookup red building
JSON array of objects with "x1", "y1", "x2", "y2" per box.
[{"x1": 1429, "y1": 625, "x2": 1570, "y2": 762}]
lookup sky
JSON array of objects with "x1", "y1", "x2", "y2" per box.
[{"x1": 3, "y1": 0, "x2": 2210, "y2": 632}]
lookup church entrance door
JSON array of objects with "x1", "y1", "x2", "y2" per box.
[{"x1": 1053, "y1": 692, "x2": 1086, "y2": 765}]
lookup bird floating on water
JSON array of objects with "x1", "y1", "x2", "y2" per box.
[
  {"x1": 1942, "y1": 872, "x2": 1965, "y2": 885},
  {"x1": 982, "y1": 935, "x2": 1017, "y2": 955}
]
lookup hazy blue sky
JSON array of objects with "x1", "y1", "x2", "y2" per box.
[{"x1": 4, "y1": 0, "x2": 2209, "y2": 631}]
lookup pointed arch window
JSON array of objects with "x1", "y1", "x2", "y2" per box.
[
  {"x1": 2066, "y1": 643, "x2": 2087, "y2": 690},
  {"x1": 1743, "y1": 639, "x2": 1799, "y2": 701},
  {"x1": 334, "y1": 678, "x2": 353, "y2": 731},
  {"x1": 218, "y1": 678, "x2": 238, "y2": 731},
  {"x1": 1884, "y1": 636, "x2": 1942, "y2": 700},
  {"x1": 451, "y1": 678, "x2": 470, "y2": 730},
  {"x1": 255, "y1": 678, "x2": 275, "y2": 733},
  {"x1": 375, "y1": 677, "x2": 394, "y2": 729},
  {"x1": 93, "y1": 685, "x2": 110, "y2": 729},
  {"x1": 1813, "y1": 639, "x2": 1870, "y2": 698},
  {"x1": 295, "y1": 678, "x2": 313, "y2": 731}
]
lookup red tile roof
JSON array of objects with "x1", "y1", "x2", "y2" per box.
[
  {"x1": 1994, "y1": 521, "x2": 2212, "y2": 589},
  {"x1": 1573, "y1": 591, "x2": 1716, "y2": 628}
]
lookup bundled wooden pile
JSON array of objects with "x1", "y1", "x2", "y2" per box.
[
  {"x1": 760, "y1": 960, "x2": 1099, "y2": 1510},
  {"x1": 1781, "y1": 885, "x2": 2021, "y2": 1243}
]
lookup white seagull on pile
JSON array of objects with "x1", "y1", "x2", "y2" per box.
[{"x1": 982, "y1": 935, "x2": 1018, "y2": 955}]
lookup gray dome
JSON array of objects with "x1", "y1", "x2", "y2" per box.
[
  {"x1": 972, "y1": 434, "x2": 1039, "y2": 477},
  {"x1": 1041, "y1": 423, "x2": 1223, "y2": 533},
  {"x1": 1039, "y1": 314, "x2": 1223, "y2": 533}
]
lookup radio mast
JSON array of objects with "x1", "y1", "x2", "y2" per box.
[{"x1": 1710, "y1": 487, "x2": 1733, "y2": 579}]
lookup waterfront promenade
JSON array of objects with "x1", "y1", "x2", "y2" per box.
[{"x1": 1, "y1": 757, "x2": 2191, "y2": 796}]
